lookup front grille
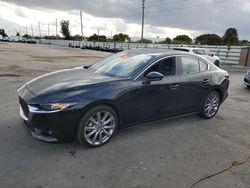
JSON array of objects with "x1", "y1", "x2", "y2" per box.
[{"x1": 19, "y1": 97, "x2": 29, "y2": 117}]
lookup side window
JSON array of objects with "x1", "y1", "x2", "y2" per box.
[
  {"x1": 204, "y1": 50, "x2": 211, "y2": 55},
  {"x1": 181, "y1": 56, "x2": 200, "y2": 74},
  {"x1": 144, "y1": 57, "x2": 176, "y2": 76},
  {"x1": 199, "y1": 60, "x2": 208, "y2": 72},
  {"x1": 193, "y1": 49, "x2": 205, "y2": 55}
]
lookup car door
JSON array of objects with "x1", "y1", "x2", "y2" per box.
[
  {"x1": 128, "y1": 56, "x2": 182, "y2": 123},
  {"x1": 177, "y1": 55, "x2": 212, "y2": 112}
]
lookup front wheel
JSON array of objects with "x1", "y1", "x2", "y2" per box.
[
  {"x1": 77, "y1": 105, "x2": 118, "y2": 147},
  {"x1": 199, "y1": 91, "x2": 221, "y2": 119}
]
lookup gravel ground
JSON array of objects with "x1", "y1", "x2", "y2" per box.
[{"x1": 0, "y1": 42, "x2": 249, "y2": 188}]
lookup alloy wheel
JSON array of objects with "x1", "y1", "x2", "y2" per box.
[
  {"x1": 204, "y1": 93, "x2": 220, "y2": 117},
  {"x1": 84, "y1": 111, "x2": 116, "y2": 146}
]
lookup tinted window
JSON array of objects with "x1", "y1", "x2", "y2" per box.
[
  {"x1": 199, "y1": 60, "x2": 208, "y2": 72},
  {"x1": 204, "y1": 49, "x2": 211, "y2": 55},
  {"x1": 193, "y1": 49, "x2": 205, "y2": 55},
  {"x1": 181, "y1": 57, "x2": 199, "y2": 74},
  {"x1": 145, "y1": 57, "x2": 176, "y2": 76}
]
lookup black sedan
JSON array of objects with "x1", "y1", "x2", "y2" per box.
[
  {"x1": 17, "y1": 49, "x2": 229, "y2": 147},
  {"x1": 244, "y1": 70, "x2": 250, "y2": 88}
]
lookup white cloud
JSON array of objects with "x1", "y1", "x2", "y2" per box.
[{"x1": 1, "y1": 0, "x2": 250, "y2": 39}]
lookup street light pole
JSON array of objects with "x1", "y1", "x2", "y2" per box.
[
  {"x1": 141, "y1": 0, "x2": 145, "y2": 43},
  {"x1": 80, "y1": 10, "x2": 84, "y2": 41}
]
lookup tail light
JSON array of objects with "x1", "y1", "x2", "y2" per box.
[{"x1": 224, "y1": 73, "x2": 229, "y2": 80}]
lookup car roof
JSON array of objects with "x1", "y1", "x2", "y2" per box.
[
  {"x1": 173, "y1": 47, "x2": 210, "y2": 51},
  {"x1": 125, "y1": 48, "x2": 190, "y2": 57},
  {"x1": 124, "y1": 48, "x2": 216, "y2": 67}
]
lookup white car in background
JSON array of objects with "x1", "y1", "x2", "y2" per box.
[{"x1": 173, "y1": 47, "x2": 221, "y2": 67}]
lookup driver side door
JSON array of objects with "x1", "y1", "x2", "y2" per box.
[{"x1": 128, "y1": 56, "x2": 182, "y2": 123}]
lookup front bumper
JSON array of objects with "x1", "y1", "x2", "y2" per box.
[
  {"x1": 21, "y1": 118, "x2": 58, "y2": 142},
  {"x1": 19, "y1": 103, "x2": 81, "y2": 143},
  {"x1": 20, "y1": 106, "x2": 57, "y2": 142}
]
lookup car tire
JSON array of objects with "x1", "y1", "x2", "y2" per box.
[
  {"x1": 77, "y1": 105, "x2": 118, "y2": 147},
  {"x1": 214, "y1": 60, "x2": 220, "y2": 67},
  {"x1": 199, "y1": 91, "x2": 221, "y2": 119}
]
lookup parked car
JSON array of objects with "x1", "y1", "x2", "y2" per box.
[
  {"x1": 17, "y1": 49, "x2": 229, "y2": 147},
  {"x1": 8, "y1": 36, "x2": 23, "y2": 42},
  {"x1": 27, "y1": 39, "x2": 37, "y2": 44},
  {"x1": 244, "y1": 70, "x2": 250, "y2": 88},
  {"x1": 2, "y1": 36, "x2": 9, "y2": 42},
  {"x1": 173, "y1": 47, "x2": 221, "y2": 67}
]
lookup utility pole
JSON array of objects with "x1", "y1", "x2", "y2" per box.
[
  {"x1": 38, "y1": 22, "x2": 41, "y2": 38},
  {"x1": 141, "y1": 0, "x2": 145, "y2": 43},
  {"x1": 31, "y1": 24, "x2": 34, "y2": 38},
  {"x1": 48, "y1": 23, "x2": 50, "y2": 36},
  {"x1": 97, "y1": 28, "x2": 100, "y2": 42},
  {"x1": 80, "y1": 10, "x2": 84, "y2": 41},
  {"x1": 25, "y1": 27, "x2": 28, "y2": 35},
  {"x1": 56, "y1": 18, "x2": 58, "y2": 39}
]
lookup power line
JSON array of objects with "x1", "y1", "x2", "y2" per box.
[
  {"x1": 147, "y1": 0, "x2": 229, "y2": 12},
  {"x1": 124, "y1": 0, "x2": 229, "y2": 19}
]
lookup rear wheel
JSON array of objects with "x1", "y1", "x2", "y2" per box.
[
  {"x1": 214, "y1": 60, "x2": 220, "y2": 67},
  {"x1": 77, "y1": 105, "x2": 118, "y2": 147},
  {"x1": 200, "y1": 91, "x2": 221, "y2": 119}
]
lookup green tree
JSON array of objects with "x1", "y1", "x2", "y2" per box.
[
  {"x1": 222, "y1": 28, "x2": 239, "y2": 45},
  {"x1": 0, "y1": 29, "x2": 7, "y2": 37},
  {"x1": 72, "y1": 34, "x2": 82, "y2": 41},
  {"x1": 195, "y1": 34, "x2": 222, "y2": 45},
  {"x1": 113, "y1": 33, "x2": 130, "y2": 42},
  {"x1": 239, "y1": 40, "x2": 249, "y2": 46},
  {"x1": 173, "y1": 35, "x2": 192, "y2": 44},
  {"x1": 165, "y1": 37, "x2": 171, "y2": 44},
  {"x1": 88, "y1": 34, "x2": 98, "y2": 41},
  {"x1": 16, "y1": 32, "x2": 20, "y2": 36},
  {"x1": 60, "y1": 20, "x2": 71, "y2": 40},
  {"x1": 44, "y1": 35, "x2": 60, "y2": 40},
  {"x1": 137, "y1": 38, "x2": 153, "y2": 44},
  {"x1": 157, "y1": 37, "x2": 172, "y2": 44},
  {"x1": 23, "y1": 34, "x2": 31, "y2": 39},
  {"x1": 88, "y1": 34, "x2": 107, "y2": 42}
]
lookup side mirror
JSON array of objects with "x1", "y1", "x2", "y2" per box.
[
  {"x1": 143, "y1": 71, "x2": 164, "y2": 84},
  {"x1": 210, "y1": 54, "x2": 214, "y2": 57}
]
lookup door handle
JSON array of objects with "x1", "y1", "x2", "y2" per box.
[
  {"x1": 169, "y1": 84, "x2": 179, "y2": 90},
  {"x1": 201, "y1": 79, "x2": 210, "y2": 84}
]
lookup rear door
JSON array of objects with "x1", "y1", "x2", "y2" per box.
[{"x1": 177, "y1": 56, "x2": 212, "y2": 112}]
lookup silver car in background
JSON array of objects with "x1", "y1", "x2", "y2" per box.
[{"x1": 173, "y1": 47, "x2": 221, "y2": 67}]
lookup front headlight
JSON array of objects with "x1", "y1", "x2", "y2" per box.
[{"x1": 29, "y1": 102, "x2": 77, "y2": 113}]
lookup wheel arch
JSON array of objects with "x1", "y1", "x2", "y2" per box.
[
  {"x1": 212, "y1": 87, "x2": 223, "y2": 102},
  {"x1": 74, "y1": 100, "x2": 121, "y2": 135}
]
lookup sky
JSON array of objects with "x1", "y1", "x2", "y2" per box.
[{"x1": 0, "y1": 0, "x2": 250, "y2": 40}]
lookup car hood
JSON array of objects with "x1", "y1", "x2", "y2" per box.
[{"x1": 25, "y1": 67, "x2": 117, "y2": 95}]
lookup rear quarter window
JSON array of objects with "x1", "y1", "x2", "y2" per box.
[
  {"x1": 181, "y1": 56, "x2": 200, "y2": 74},
  {"x1": 199, "y1": 60, "x2": 208, "y2": 72}
]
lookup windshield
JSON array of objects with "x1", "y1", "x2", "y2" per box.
[{"x1": 89, "y1": 52, "x2": 153, "y2": 78}]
